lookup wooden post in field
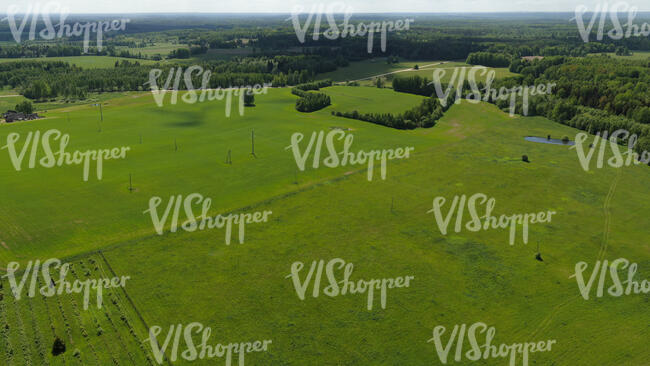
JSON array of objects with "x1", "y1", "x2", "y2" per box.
[{"x1": 251, "y1": 130, "x2": 256, "y2": 158}]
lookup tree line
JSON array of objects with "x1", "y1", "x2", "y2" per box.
[{"x1": 292, "y1": 80, "x2": 332, "y2": 112}]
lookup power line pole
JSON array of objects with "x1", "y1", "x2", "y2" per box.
[
  {"x1": 128, "y1": 173, "x2": 134, "y2": 193},
  {"x1": 251, "y1": 130, "x2": 257, "y2": 158}
]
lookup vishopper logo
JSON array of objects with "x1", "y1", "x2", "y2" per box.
[
  {"x1": 1, "y1": 2, "x2": 130, "y2": 53},
  {"x1": 145, "y1": 66, "x2": 271, "y2": 116},
  {"x1": 286, "y1": 258, "x2": 415, "y2": 310},
  {"x1": 430, "y1": 66, "x2": 555, "y2": 117},
  {"x1": 288, "y1": 2, "x2": 414, "y2": 53},
  {"x1": 2, "y1": 258, "x2": 130, "y2": 310},
  {"x1": 145, "y1": 322, "x2": 272, "y2": 365},
  {"x1": 571, "y1": 129, "x2": 650, "y2": 171},
  {"x1": 286, "y1": 129, "x2": 414, "y2": 181},
  {"x1": 427, "y1": 193, "x2": 557, "y2": 246},
  {"x1": 572, "y1": 2, "x2": 650, "y2": 42},
  {"x1": 143, "y1": 193, "x2": 273, "y2": 245},
  {"x1": 428, "y1": 322, "x2": 556, "y2": 365},
  {"x1": 571, "y1": 258, "x2": 650, "y2": 299},
  {"x1": 1, "y1": 129, "x2": 130, "y2": 181}
]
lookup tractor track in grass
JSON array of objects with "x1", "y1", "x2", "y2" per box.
[
  {"x1": 2, "y1": 142, "x2": 434, "y2": 273},
  {"x1": 3, "y1": 161, "x2": 382, "y2": 269},
  {"x1": 526, "y1": 168, "x2": 622, "y2": 341},
  {"x1": 334, "y1": 62, "x2": 448, "y2": 84},
  {"x1": 597, "y1": 168, "x2": 621, "y2": 261}
]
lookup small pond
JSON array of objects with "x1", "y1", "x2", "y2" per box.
[{"x1": 525, "y1": 136, "x2": 575, "y2": 146}]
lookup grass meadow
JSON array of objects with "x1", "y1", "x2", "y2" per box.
[{"x1": 1, "y1": 86, "x2": 649, "y2": 365}]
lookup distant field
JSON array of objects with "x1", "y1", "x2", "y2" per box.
[
  {"x1": 320, "y1": 85, "x2": 426, "y2": 114},
  {"x1": 0, "y1": 94, "x2": 28, "y2": 114},
  {"x1": 394, "y1": 64, "x2": 518, "y2": 84},
  {"x1": 317, "y1": 58, "x2": 447, "y2": 82},
  {"x1": 0, "y1": 91, "x2": 135, "y2": 114},
  {"x1": 318, "y1": 59, "x2": 518, "y2": 87},
  {"x1": 0, "y1": 56, "x2": 158, "y2": 69},
  {"x1": 587, "y1": 51, "x2": 650, "y2": 60},
  {"x1": 118, "y1": 42, "x2": 181, "y2": 57}
]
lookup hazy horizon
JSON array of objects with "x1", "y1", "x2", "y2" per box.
[{"x1": 0, "y1": 0, "x2": 648, "y2": 14}]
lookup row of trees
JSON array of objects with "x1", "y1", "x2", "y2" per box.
[
  {"x1": 466, "y1": 52, "x2": 511, "y2": 67},
  {"x1": 295, "y1": 93, "x2": 331, "y2": 112},
  {"x1": 333, "y1": 97, "x2": 448, "y2": 130},
  {"x1": 292, "y1": 80, "x2": 333, "y2": 112},
  {"x1": 0, "y1": 55, "x2": 346, "y2": 100}
]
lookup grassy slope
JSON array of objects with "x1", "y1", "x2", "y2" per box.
[{"x1": 0, "y1": 87, "x2": 649, "y2": 365}]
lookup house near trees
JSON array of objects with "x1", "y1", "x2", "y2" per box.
[{"x1": 2, "y1": 110, "x2": 41, "y2": 123}]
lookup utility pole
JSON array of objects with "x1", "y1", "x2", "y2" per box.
[
  {"x1": 128, "y1": 173, "x2": 134, "y2": 193},
  {"x1": 251, "y1": 130, "x2": 256, "y2": 158}
]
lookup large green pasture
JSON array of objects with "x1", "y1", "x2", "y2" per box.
[{"x1": 1, "y1": 86, "x2": 649, "y2": 365}]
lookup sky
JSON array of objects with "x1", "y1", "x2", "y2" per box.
[{"x1": 0, "y1": 0, "x2": 648, "y2": 14}]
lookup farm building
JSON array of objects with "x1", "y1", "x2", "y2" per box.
[{"x1": 2, "y1": 110, "x2": 41, "y2": 123}]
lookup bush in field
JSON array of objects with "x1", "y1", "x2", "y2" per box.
[
  {"x1": 295, "y1": 92, "x2": 331, "y2": 112},
  {"x1": 244, "y1": 92, "x2": 255, "y2": 106},
  {"x1": 15, "y1": 101, "x2": 34, "y2": 114},
  {"x1": 52, "y1": 336, "x2": 66, "y2": 356},
  {"x1": 334, "y1": 97, "x2": 444, "y2": 130}
]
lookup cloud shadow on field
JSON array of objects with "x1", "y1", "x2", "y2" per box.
[{"x1": 147, "y1": 107, "x2": 205, "y2": 128}]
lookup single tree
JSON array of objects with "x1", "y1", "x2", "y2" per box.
[{"x1": 15, "y1": 101, "x2": 34, "y2": 114}]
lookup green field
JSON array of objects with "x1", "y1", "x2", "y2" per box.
[
  {"x1": 0, "y1": 91, "x2": 137, "y2": 115},
  {"x1": 318, "y1": 58, "x2": 517, "y2": 86},
  {"x1": 0, "y1": 254, "x2": 153, "y2": 365},
  {"x1": 1, "y1": 86, "x2": 649, "y2": 365},
  {"x1": 588, "y1": 51, "x2": 650, "y2": 60},
  {"x1": 117, "y1": 42, "x2": 181, "y2": 57},
  {"x1": 0, "y1": 56, "x2": 158, "y2": 69},
  {"x1": 321, "y1": 85, "x2": 426, "y2": 114}
]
